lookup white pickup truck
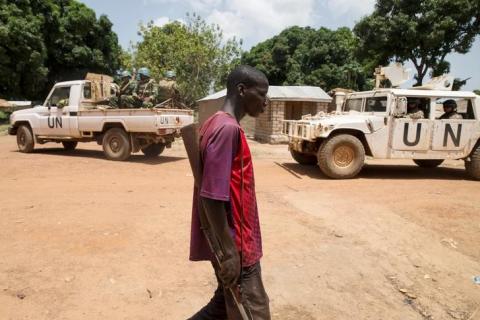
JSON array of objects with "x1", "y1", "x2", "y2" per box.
[{"x1": 8, "y1": 80, "x2": 193, "y2": 161}]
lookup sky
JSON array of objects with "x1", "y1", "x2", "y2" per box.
[{"x1": 79, "y1": 0, "x2": 480, "y2": 91}]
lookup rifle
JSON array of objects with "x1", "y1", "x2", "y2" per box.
[{"x1": 181, "y1": 123, "x2": 253, "y2": 320}]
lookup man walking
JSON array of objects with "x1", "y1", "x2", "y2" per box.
[{"x1": 188, "y1": 65, "x2": 271, "y2": 319}]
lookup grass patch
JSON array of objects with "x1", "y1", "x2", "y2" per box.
[{"x1": 0, "y1": 124, "x2": 9, "y2": 136}]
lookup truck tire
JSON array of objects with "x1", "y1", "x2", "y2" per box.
[
  {"x1": 413, "y1": 159, "x2": 443, "y2": 168},
  {"x1": 290, "y1": 149, "x2": 317, "y2": 165},
  {"x1": 465, "y1": 146, "x2": 480, "y2": 180},
  {"x1": 317, "y1": 134, "x2": 365, "y2": 179},
  {"x1": 141, "y1": 143, "x2": 165, "y2": 157},
  {"x1": 102, "y1": 128, "x2": 132, "y2": 161},
  {"x1": 62, "y1": 141, "x2": 78, "y2": 151},
  {"x1": 16, "y1": 125, "x2": 35, "y2": 153}
]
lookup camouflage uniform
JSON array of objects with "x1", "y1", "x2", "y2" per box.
[
  {"x1": 440, "y1": 112, "x2": 463, "y2": 120},
  {"x1": 406, "y1": 107, "x2": 425, "y2": 119},
  {"x1": 110, "y1": 70, "x2": 137, "y2": 108},
  {"x1": 57, "y1": 98, "x2": 69, "y2": 108},
  {"x1": 157, "y1": 78, "x2": 179, "y2": 104},
  {"x1": 116, "y1": 79, "x2": 138, "y2": 109},
  {"x1": 133, "y1": 78, "x2": 158, "y2": 108}
]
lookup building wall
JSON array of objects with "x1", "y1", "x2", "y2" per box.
[
  {"x1": 198, "y1": 98, "x2": 224, "y2": 125},
  {"x1": 254, "y1": 100, "x2": 329, "y2": 144},
  {"x1": 197, "y1": 97, "x2": 254, "y2": 137},
  {"x1": 199, "y1": 98, "x2": 330, "y2": 144}
]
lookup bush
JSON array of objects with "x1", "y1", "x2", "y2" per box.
[{"x1": 0, "y1": 110, "x2": 9, "y2": 122}]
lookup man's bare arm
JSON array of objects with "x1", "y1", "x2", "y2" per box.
[{"x1": 201, "y1": 197, "x2": 241, "y2": 288}]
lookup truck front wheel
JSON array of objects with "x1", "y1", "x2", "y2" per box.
[
  {"x1": 102, "y1": 128, "x2": 132, "y2": 161},
  {"x1": 465, "y1": 146, "x2": 480, "y2": 180},
  {"x1": 16, "y1": 125, "x2": 35, "y2": 153},
  {"x1": 62, "y1": 141, "x2": 78, "y2": 151},
  {"x1": 141, "y1": 143, "x2": 165, "y2": 157},
  {"x1": 290, "y1": 149, "x2": 317, "y2": 165},
  {"x1": 317, "y1": 134, "x2": 365, "y2": 179}
]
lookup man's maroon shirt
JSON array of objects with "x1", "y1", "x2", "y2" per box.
[{"x1": 189, "y1": 111, "x2": 263, "y2": 267}]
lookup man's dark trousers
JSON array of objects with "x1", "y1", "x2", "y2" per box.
[{"x1": 188, "y1": 262, "x2": 270, "y2": 320}]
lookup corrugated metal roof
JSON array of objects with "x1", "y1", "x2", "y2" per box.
[{"x1": 198, "y1": 86, "x2": 332, "y2": 102}]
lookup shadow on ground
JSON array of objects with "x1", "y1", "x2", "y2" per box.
[
  {"x1": 276, "y1": 162, "x2": 469, "y2": 181},
  {"x1": 14, "y1": 147, "x2": 186, "y2": 165}
]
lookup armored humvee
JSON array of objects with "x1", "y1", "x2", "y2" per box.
[{"x1": 282, "y1": 88, "x2": 480, "y2": 179}]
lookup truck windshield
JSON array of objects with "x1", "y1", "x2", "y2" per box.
[
  {"x1": 47, "y1": 87, "x2": 70, "y2": 107},
  {"x1": 344, "y1": 98, "x2": 363, "y2": 112}
]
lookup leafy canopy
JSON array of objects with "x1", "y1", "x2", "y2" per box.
[
  {"x1": 241, "y1": 26, "x2": 372, "y2": 92},
  {"x1": 134, "y1": 13, "x2": 242, "y2": 107},
  {"x1": 354, "y1": 0, "x2": 480, "y2": 85},
  {"x1": 0, "y1": 0, "x2": 121, "y2": 100}
]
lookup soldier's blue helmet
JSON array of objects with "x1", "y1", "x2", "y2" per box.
[
  {"x1": 121, "y1": 70, "x2": 131, "y2": 78},
  {"x1": 165, "y1": 70, "x2": 176, "y2": 78},
  {"x1": 138, "y1": 67, "x2": 151, "y2": 78}
]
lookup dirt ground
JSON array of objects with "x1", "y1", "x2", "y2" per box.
[{"x1": 0, "y1": 135, "x2": 479, "y2": 320}]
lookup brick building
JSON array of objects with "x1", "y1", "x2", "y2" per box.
[{"x1": 198, "y1": 86, "x2": 332, "y2": 143}]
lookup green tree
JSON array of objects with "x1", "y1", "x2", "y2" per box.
[
  {"x1": 0, "y1": 0, "x2": 48, "y2": 99},
  {"x1": 242, "y1": 26, "x2": 371, "y2": 91},
  {"x1": 119, "y1": 49, "x2": 134, "y2": 71},
  {"x1": 0, "y1": 0, "x2": 121, "y2": 100},
  {"x1": 134, "y1": 13, "x2": 242, "y2": 107},
  {"x1": 474, "y1": 89, "x2": 480, "y2": 95},
  {"x1": 354, "y1": 0, "x2": 480, "y2": 86}
]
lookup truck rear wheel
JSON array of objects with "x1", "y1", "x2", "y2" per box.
[
  {"x1": 317, "y1": 134, "x2": 365, "y2": 179},
  {"x1": 16, "y1": 125, "x2": 35, "y2": 153},
  {"x1": 413, "y1": 159, "x2": 443, "y2": 168},
  {"x1": 141, "y1": 143, "x2": 165, "y2": 157},
  {"x1": 465, "y1": 146, "x2": 480, "y2": 180},
  {"x1": 290, "y1": 149, "x2": 317, "y2": 165},
  {"x1": 102, "y1": 128, "x2": 132, "y2": 161},
  {"x1": 62, "y1": 141, "x2": 78, "y2": 151}
]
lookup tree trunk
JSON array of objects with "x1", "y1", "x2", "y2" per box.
[{"x1": 413, "y1": 63, "x2": 428, "y2": 86}]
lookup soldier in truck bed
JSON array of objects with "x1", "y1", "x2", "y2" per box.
[
  {"x1": 133, "y1": 67, "x2": 158, "y2": 108},
  {"x1": 110, "y1": 70, "x2": 136, "y2": 108}
]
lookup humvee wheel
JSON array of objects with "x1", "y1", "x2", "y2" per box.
[
  {"x1": 62, "y1": 141, "x2": 78, "y2": 151},
  {"x1": 290, "y1": 149, "x2": 317, "y2": 165},
  {"x1": 102, "y1": 128, "x2": 132, "y2": 161},
  {"x1": 16, "y1": 125, "x2": 35, "y2": 153},
  {"x1": 413, "y1": 159, "x2": 444, "y2": 168},
  {"x1": 141, "y1": 143, "x2": 165, "y2": 158},
  {"x1": 465, "y1": 146, "x2": 480, "y2": 180},
  {"x1": 317, "y1": 134, "x2": 365, "y2": 179}
]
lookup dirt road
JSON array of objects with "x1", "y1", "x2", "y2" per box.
[{"x1": 1, "y1": 135, "x2": 479, "y2": 320}]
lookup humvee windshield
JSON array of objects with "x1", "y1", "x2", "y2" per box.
[
  {"x1": 365, "y1": 97, "x2": 387, "y2": 112},
  {"x1": 343, "y1": 96, "x2": 388, "y2": 113},
  {"x1": 344, "y1": 98, "x2": 362, "y2": 112}
]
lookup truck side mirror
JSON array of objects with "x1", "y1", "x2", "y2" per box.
[{"x1": 393, "y1": 97, "x2": 407, "y2": 116}]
